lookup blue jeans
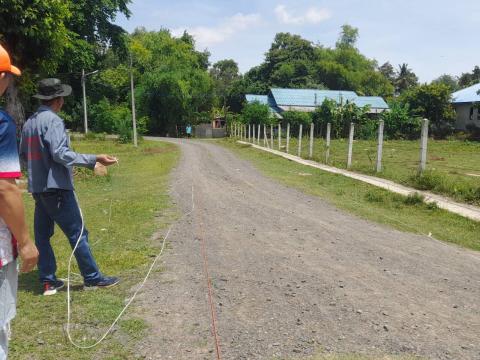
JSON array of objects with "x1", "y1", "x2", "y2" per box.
[{"x1": 33, "y1": 190, "x2": 102, "y2": 284}]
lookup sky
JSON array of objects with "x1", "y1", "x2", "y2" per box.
[{"x1": 116, "y1": 0, "x2": 480, "y2": 82}]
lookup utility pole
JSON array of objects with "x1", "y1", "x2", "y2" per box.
[
  {"x1": 82, "y1": 69, "x2": 88, "y2": 134},
  {"x1": 130, "y1": 54, "x2": 138, "y2": 147},
  {"x1": 81, "y1": 69, "x2": 99, "y2": 135}
]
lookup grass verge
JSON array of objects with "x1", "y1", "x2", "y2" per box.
[
  {"x1": 274, "y1": 137, "x2": 480, "y2": 205},
  {"x1": 11, "y1": 139, "x2": 179, "y2": 359},
  {"x1": 221, "y1": 139, "x2": 480, "y2": 251}
]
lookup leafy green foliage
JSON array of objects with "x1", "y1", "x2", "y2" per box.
[
  {"x1": 395, "y1": 63, "x2": 418, "y2": 94},
  {"x1": 381, "y1": 101, "x2": 421, "y2": 139},
  {"x1": 281, "y1": 111, "x2": 311, "y2": 132},
  {"x1": 241, "y1": 101, "x2": 271, "y2": 125},
  {"x1": 458, "y1": 66, "x2": 480, "y2": 88},
  {"x1": 210, "y1": 59, "x2": 240, "y2": 109},
  {"x1": 432, "y1": 74, "x2": 460, "y2": 92},
  {"x1": 244, "y1": 29, "x2": 394, "y2": 97},
  {"x1": 311, "y1": 99, "x2": 372, "y2": 138},
  {"x1": 400, "y1": 83, "x2": 455, "y2": 138},
  {"x1": 131, "y1": 29, "x2": 214, "y2": 135},
  {"x1": 336, "y1": 24, "x2": 359, "y2": 48}
]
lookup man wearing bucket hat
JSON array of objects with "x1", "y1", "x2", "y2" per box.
[
  {"x1": 0, "y1": 44, "x2": 39, "y2": 358},
  {"x1": 20, "y1": 78, "x2": 120, "y2": 296}
]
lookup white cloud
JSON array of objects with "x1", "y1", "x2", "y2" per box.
[
  {"x1": 172, "y1": 13, "x2": 262, "y2": 48},
  {"x1": 274, "y1": 4, "x2": 331, "y2": 25}
]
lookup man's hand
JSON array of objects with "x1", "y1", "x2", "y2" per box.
[
  {"x1": 18, "y1": 241, "x2": 38, "y2": 273},
  {"x1": 96, "y1": 154, "x2": 118, "y2": 167}
]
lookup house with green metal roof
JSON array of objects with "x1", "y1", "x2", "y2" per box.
[
  {"x1": 245, "y1": 88, "x2": 389, "y2": 118},
  {"x1": 451, "y1": 83, "x2": 480, "y2": 130}
]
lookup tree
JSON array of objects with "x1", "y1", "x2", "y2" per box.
[
  {"x1": 281, "y1": 111, "x2": 311, "y2": 132},
  {"x1": 379, "y1": 62, "x2": 396, "y2": 85},
  {"x1": 132, "y1": 29, "x2": 214, "y2": 135},
  {"x1": 381, "y1": 101, "x2": 420, "y2": 139},
  {"x1": 458, "y1": 66, "x2": 480, "y2": 88},
  {"x1": 336, "y1": 24, "x2": 359, "y2": 48},
  {"x1": 210, "y1": 59, "x2": 240, "y2": 114},
  {"x1": 395, "y1": 63, "x2": 418, "y2": 94},
  {"x1": 432, "y1": 74, "x2": 459, "y2": 92},
  {"x1": 241, "y1": 101, "x2": 271, "y2": 125},
  {"x1": 0, "y1": 0, "x2": 131, "y2": 125},
  {"x1": 400, "y1": 83, "x2": 455, "y2": 138},
  {"x1": 242, "y1": 27, "x2": 393, "y2": 97},
  {"x1": 263, "y1": 32, "x2": 316, "y2": 87}
]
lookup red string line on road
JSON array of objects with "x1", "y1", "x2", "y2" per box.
[{"x1": 195, "y1": 186, "x2": 223, "y2": 360}]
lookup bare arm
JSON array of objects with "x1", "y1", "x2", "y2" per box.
[{"x1": 0, "y1": 179, "x2": 38, "y2": 272}]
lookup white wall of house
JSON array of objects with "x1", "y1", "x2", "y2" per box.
[{"x1": 454, "y1": 103, "x2": 480, "y2": 130}]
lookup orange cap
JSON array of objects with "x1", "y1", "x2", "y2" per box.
[{"x1": 0, "y1": 45, "x2": 21, "y2": 76}]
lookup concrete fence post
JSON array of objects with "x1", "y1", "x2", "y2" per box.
[
  {"x1": 418, "y1": 118, "x2": 429, "y2": 174},
  {"x1": 270, "y1": 124, "x2": 274, "y2": 150},
  {"x1": 325, "y1": 123, "x2": 331, "y2": 163},
  {"x1": 376, "y1": 120, "x2": 384, "y2": 173},
  {"x1": 347, "y1": 122, "x2": 355, "y2": 169},
  {"x1": 278, "y1": 123, "x2": 282, "y2": 150},
  {"x1": 257, "y1": 124, "x2": 261, "y2": 145},
  {"x1": 263, "y1": 124, "x2": 267, "y2": 147},
  {"x1": 248, "y1": 124, "x2": 251, "y2": 142},
  {"x1": 309, "y1": 123, "x2": 314, "y2": 158},
  {"x1": 298, "y1": 124, "x2": 303, "y2": 157},
  {"x1": 286, "y1": 123, "x2": 290, "y2": 153},
  {"x1": 252, "y1": 124, "x2": 256, "y2": 143}
]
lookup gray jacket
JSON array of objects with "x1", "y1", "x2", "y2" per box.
[{"x1": 20, "y1": 105, "x2": 96, "y2": 193}]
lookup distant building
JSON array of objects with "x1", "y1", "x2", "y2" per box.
[
  {"x1": 451, "y1": 83, "x2": 480, "y2": 130},
  {"x1": 212, "y1": 116, "x2": 226, "y2": 129},
  {"x1": 194, "y1": 117, "x2": 226, "y2": 138},
  {"x1": 245, "y1": 88, "x2": 389, "y2": 119}
]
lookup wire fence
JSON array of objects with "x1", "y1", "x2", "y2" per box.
[{"x1": 229, "y1": 121, "x2": 480, "y2": 205}]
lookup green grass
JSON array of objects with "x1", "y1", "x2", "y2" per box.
[
  {"x1": 222, "y1": 139, "x2": 480, "y2": 251},
  {"x1": 11, "y1": 139, "x2": 179, "y2": 359},
  {"x1": 262, "y1": 136, "x2": 480, "y2": 205}
]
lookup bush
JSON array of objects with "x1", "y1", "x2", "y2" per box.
[
  {"x1": 400, "y1": 83, "x2": 455, "y2": 138},
  {"x1": 410, "y1": 171, "x2": 444, "y2": 191},
  {"x1": 381, "y1": 101, "x2": 421, "y2": 140},
  {"x1": 241, "y1": 101, "x2": 271, "y2": 125},
  {"x1": 281, "y1": 111, "x2": 311, "y2": 132},
  {"x1": 312, "y1": 99, "x2": 372, "y2": 138},
  {"x1": 403, "y1": 193, "x2": 425, "y2": 205}
]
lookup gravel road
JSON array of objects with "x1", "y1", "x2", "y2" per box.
[{"x1": 135, "y1": 138, "x2": 480, "y2": 360}]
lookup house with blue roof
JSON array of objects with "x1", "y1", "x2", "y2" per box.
[
  {"x1": 451, "y1": 83, "x2": 480, "y2": 130},
  {"x1": 245, "y1": 88, "x2": 389, "y2": 119}
]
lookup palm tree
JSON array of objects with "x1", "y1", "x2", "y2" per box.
[{"x1": 395, "y1": 63, "x2": 418, "y2": 94}]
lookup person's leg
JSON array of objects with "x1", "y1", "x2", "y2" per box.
[
  {"x1": 33, "y1": 193, "x2": 57, "y2": 283},
  {"x1": 0, "y1": 261, "x2": 18, "y2": 359},
  {"x1": 37, "y1": 190, "x2": 102, "y2": 283}
]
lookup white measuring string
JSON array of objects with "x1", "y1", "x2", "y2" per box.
[{"x1": 66, "y1": 165, "x2": 195, "y2": 349}]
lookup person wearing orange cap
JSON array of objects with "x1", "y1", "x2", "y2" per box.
[{"x1": 0, "y1": 44, "x2": 39, "y2": 359}]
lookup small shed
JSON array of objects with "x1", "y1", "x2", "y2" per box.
[{"x1": 212, "y1": 116, "x2": 226, "y2": 129}]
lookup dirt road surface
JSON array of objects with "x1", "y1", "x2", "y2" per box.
[{"x1": 135, "y1": 139, "x2": 480, "y2": 360}]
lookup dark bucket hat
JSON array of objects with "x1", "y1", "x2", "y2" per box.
[{"x1": 33, "y1": 78, "x2": 72, "y2": 100}]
